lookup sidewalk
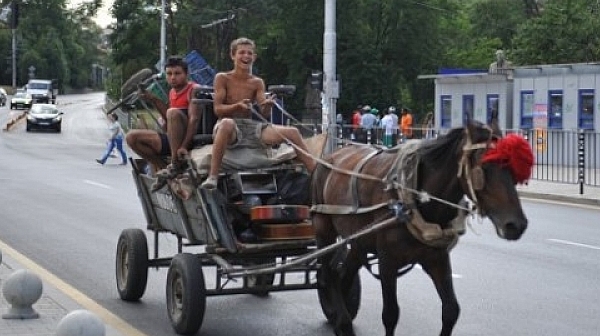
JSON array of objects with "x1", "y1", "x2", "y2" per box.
[
  {"x1": 1, "y1": 180, "x2": 598, "y2": 336},
  {"x1": 0, "y1": 249, "x2": 129, "y2": 336}
]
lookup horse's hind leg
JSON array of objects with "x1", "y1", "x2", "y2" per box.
[{"x1": 421, "y1": 254, "x2": 460, "y2": 336}]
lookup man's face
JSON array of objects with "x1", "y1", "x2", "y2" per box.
[
  {"x1": 232, "y1": 44, "x2": 256, "y2": 71},
  {"x1": 165, "y1": 65, "x2": 187, "y2": 88}
]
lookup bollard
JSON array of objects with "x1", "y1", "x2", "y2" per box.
[
  {"x1": 56, "y1": 310, "x2": 106, "y2": 336},
  {"x1": 0, "y1": 249, "x2": 2, "y2": 265},
  {"x1": 2, "y1": 269, "x2": 43, "y2": 319}
]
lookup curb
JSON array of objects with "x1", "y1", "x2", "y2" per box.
[
  {"x1": 518, "y1": 191, "x2": 600, "y2": 207},
  {"x1": 3, "y1": 111, "x2": 27, "y2": 131}
]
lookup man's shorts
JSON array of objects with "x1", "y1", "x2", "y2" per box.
[
  {"x1": 159, "y1": 133, "x2": 171, "y2": 156},
  {"x1": 213, "y1": 118, "x2": 269, "y2": 149}
]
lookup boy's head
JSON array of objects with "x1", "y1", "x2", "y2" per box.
[
  {"x1": 230, "y1": 37, "x2": 256, "y2": 56},
  {"x1": 165, "y1": 56, "x2": 188, "y2": 74}
]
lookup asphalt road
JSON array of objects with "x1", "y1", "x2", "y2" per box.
[{"x1": 0, "y1": 93, "x2": 599, "y2": 336}]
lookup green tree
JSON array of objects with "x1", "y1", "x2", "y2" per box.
[{"x1": 512, "y1": 0, "x2": 600, "y2": 64}]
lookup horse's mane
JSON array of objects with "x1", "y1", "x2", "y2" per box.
[{"x1": 418, "y1": 127, "x2": 465, "y2": 168}]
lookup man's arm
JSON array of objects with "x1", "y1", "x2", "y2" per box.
[
  {"x1": 213, "y1": 73, "x2": 251, "y2": 118},
  {"x1": 138, "y1": 89, "x2": 169, "y2": 131}
]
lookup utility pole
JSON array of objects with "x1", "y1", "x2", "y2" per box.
[
  {"x1": 159, "y1": 0, "x2": 166, "y2": 71},
  {"x1": 323, "y1": 0, "x2": 339, "y2": 154},
  {"x1": 11, "y1": 0, "x2": 18, "y2": 89}
]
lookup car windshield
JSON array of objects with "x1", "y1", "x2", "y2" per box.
[
  {"x1": 31, "y1": 105, "x2": 58, "y2": 115},
  {"x1": 28, "y1": 83, "x2": 50, "y2": 90},
  {"x1": 14, "y1": 93, "x2": 29, "y2": 99}
]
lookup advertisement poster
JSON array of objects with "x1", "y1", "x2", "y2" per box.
[{"x1": 533, "y1": 103, "x2": 547, "y2": 152}]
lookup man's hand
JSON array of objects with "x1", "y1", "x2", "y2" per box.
[{"x1": 176, "y1": 148, "x2": 189, "y2": 160}]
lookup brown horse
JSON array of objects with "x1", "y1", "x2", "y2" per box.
[{"x1": 311, "y1": 119, "x2": 533, "y2": 336}]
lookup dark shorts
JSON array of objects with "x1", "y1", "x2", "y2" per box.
[{"x1": 159, "y1": 133, "x2": 171, "y2": 156}]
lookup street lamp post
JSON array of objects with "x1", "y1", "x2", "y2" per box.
[
  {"x1": 323, "y1": 0, "x2": 338, "y2": 154},
  {"x1": 159, "y1": 0, "x2": 166, "y2": 71}
]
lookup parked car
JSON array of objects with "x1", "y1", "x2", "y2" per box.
[
  {"x1": 26, "y1": 103, "x2": 63, "y2": 133},
  {"x1": 10, "y1": 92, "x2": 33, "y2": 110},
  {"x1": 0, "y1": 88, "x2": 7, "y2": 106}
]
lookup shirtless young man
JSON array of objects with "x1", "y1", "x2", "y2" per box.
[
  {"x1": 201, "y1": 37, "x2": 316, "y2": 189},
  {"x1": 126, "y1": 56, "x2": 200, "y2": 171}
]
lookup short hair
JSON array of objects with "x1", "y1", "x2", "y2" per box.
[
  {"x1": 165, "y1": 56, "x2": 188, "y2": 74},
  {"x1": 230, "y1": 37, "x2": 256, "y2": 56},
  {"x1": 110, "y1": 113, "x2": 118, "y2": 121}
]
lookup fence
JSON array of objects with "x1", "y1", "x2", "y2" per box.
[{"x1": 298, "y1": 124, "x2": 600, "y2": 192}]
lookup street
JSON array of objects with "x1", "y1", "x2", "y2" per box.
[{"x1": 0, "y1": 92, "x2": 599, "y2": 336}]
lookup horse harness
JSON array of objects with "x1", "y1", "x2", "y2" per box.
[{"x1": 311, "y1": 127, "x2": 498, "y2": 250}]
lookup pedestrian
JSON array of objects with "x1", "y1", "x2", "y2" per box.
[
  {"x1": 400, "y1": 107, "x2": 413, "y2": 141},
  {"x1": 380, "y1": 108, "x2": 395, "y2": 147},
  {"x1": 350, "y1": 105, "x2": 362, "y2": 140},
  {"x1": 96, "y1": 113, "x2": 128, "y2": 165}
]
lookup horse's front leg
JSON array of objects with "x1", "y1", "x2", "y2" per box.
[
  {"x1": 379, "y1": 255, "x2": 400, "y2": 336},
  {"x1": 421, "y1": 253, "x2": 460, "y2": 336}
]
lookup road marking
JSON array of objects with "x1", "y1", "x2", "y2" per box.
[
  {"x1": 84, "y1": 179, "x2": 112, "y2": 189},
  {"x1": 414, "y1": 264, "x2": 463, "y2": 279},
  {"x1": 0, "y1": 239, "x2": 148, "y2": 336},
  {"x1": 547, "y1": 238, "x2": 600, "y2": 251}
]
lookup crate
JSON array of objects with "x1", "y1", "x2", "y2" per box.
[{"x1": 184, "y1": 50, "x2": 217, "y2": 86}]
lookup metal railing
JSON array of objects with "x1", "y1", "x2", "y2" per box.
[{"x1": 298, "y1": 124, "x2": 600, "y2": 192}]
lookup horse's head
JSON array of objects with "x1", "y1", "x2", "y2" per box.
[{"x1": 459, "y1": 119, "x2": 533, "y2": 240}]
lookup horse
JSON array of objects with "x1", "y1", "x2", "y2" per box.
[{"x1": 310, "y1": 119, "x2": 534, "y2": 336}]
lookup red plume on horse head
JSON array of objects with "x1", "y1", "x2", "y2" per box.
[{"x1": 482, "y1": 133, "x2": 534, "y2": 184}]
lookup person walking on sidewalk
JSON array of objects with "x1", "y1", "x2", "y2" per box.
[{"x1": 96, "y1": 113, "x2": 128, "y2": 165}]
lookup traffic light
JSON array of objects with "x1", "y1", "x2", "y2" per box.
[
  {"x1": 310, "y1": 70, "x2": 323, "y2": 91},
  {"x1": 10, "y1": 1, "x2": 18, "y2": 29}
]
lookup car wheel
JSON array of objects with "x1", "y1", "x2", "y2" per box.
[
  {"x1": 56, "y1": 123, "x2": 61, "y2": 133},
  {"x1": 26, "y1": 123, "x2": 31, "y2": 132},
  {"x1": 10, "y1": 105, "x2": 13, "y2": 109}
]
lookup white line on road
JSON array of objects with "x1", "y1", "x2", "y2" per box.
[
  {"x1": 414, "y1": 264, "x2": 463, "y2": 279},
  {"x1": 84, "y1": 179, "x2": 112, "y2": 189},
  {"x1": 547, "y1": 238, "x2": 600, "y2": 251}
]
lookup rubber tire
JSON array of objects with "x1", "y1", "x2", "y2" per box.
[
  {"x1": 246, "y1": 258, "x2": 276, "y2": 297},
  {"x1": 121, "y1": 68, "x2": 153, "y2": 98},
  {"x1": 26, "y1": 123, "x2": 31, "y2": 132},
  {"x1": 116, "y1": 228, "x2": 149, "y2": 301},
  {"x1": 167, "y1": 253, "x2": 206, "y2": 335},
  {"x1": 56, "y1": 123, "x2": 61, "y2": 133},
  {"x1": 317, "y1": 271, "x2": 361, "y2": 323}
]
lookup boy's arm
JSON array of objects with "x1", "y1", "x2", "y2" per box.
[{"x1": 255, "y1": 78, "x2": 275, "y2": 117}]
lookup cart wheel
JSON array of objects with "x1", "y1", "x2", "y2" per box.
[
  {"x1": 166, "y1": 253, "x2": 206, "y2": 335},
  {"x1": 116, "y1": 228, "x2": 149, "y2": 301},
  {"x1": 121, "y1": 68, "x2": 153, "y2": 98},
  {"x1": 246, "y1": 258, "x2": 276, "y2": 297},
  {"x1": 317, "y1": 271, "x2": 361, "y2": 323}
]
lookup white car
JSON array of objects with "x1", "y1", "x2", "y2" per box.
[
  {"x1": 0, "y1": 88, "x2": 6, "y2": 106},
  {"x1": 10, "y1": 92, "x2": 33, "y2": 110}
]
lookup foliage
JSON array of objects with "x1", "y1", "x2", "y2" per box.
[
  {"x1": 512, "y1": 0, "x2": 600, "y2": 65},
  {"x1": 0, "y1": 0, "x2": 105, "y2": 90}
]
